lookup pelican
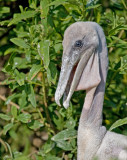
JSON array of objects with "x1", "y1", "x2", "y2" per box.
[{"x1": 55, "y1": 22, "x2": 127, "y2": 160}]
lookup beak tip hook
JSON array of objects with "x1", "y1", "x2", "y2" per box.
[{"x1": 63, "y1": 101, "x2": 69, "y2": 109}]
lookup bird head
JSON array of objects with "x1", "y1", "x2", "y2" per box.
[{"x1": 55, "y1": 22, "x2": 102, "y2": 109}]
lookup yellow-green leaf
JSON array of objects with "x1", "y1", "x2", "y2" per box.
[
  {"x1": 10, "y1": 38, "x2": 29, "y2": 49},
  {"x1": 109, "y1": 117, "x2": 127, "y2": 131}
]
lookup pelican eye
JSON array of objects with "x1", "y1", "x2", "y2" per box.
[{"x1": 74, "y1": 40, "x2": 83, "y2": 48}]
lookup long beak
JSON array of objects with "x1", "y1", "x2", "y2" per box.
[
  {"x1": 55, "y1": 56, "x2": 73, "y2": 106},
  {"x1": 55, "y1": 49, "x2": 93, "y2": 108}
]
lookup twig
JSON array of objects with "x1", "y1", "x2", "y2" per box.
[
  {"x1": 28, "y1": 150, "x2": 38, "y2": 158},
  {"x1": 41, "y1": 61, "x2": 56, "y2": 134},
  {"x1": 0, "y1": 95, "x2": 25, "y2": 113},
  {"x1": 0, "y1": 138, "x2": 8, "y2": 152},
  {"x1": 121, "y1": 0, "x2": 127, "y2": 9},
  {"x1": 109, "y1": 30, "x2": 124, "y2": 53},
  {"x1": 0, "y1": 80, "x2": 42, "y2": 86},
  {"x1": 41, "y1": 71, "x2": 55, "y2": 132}
]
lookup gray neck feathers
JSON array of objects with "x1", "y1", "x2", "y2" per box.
[{"x1": 79, "y1": 25, "x2": 108, "y2": 128}]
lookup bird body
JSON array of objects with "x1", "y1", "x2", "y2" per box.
[{"x1": 55, "y1": 22, "x2": 127, "y2": 160}]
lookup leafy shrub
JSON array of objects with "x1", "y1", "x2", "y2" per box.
[{"x1": 0, "y1": 0, "x2": 127, "y2": 159}]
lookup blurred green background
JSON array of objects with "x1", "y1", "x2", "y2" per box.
[{"x1": 0, "y1": 0, "x2": 127, "y2": 159}]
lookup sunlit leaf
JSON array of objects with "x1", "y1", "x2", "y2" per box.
[
  {"x1": 8, "y1": 11, "x2": 37, "y2": 26},
  {"x1": 3, "y1": 123, "x2": 13, "y2": 135},
  {"x1": 48, "y1": 0, "x2": 67, "y2": 8},
  {"x1": 46, "y1": 155, "x2": 62, "y2": 160},
  {"x1": 28, "y1": 120, "x2": 43, "y2": 130},
  {"x1": 28, "y1": 64, "x2": 42, "y2": 80},
  {"x1": 0, "y1": 7, "x2": 10, "y2": 13},
  {"x1": 56, "y1": 140, "x2": 73, "y2": 151},
  {"x1": 86, "y1": 4, "x2": 101, "y2": 9},
  {"x1": 38, "y1": 40, "x2": 50, "y2": 69},
  {"x1": 52, "y1": 128, "x2": 77, "y2": 141},
  {"x1": 17, "y1": 113, "x2": 32, "y2": 123},
  {"x1": 6, "y1": 93, "x2": 21, "y2": 105},
  {"x1": 120, "y1": 55, "x2": 127, "y2": 74},
  {"x1": 28, "y1": 85, "x2": 36, "y2": 107},
  {"x1": 4, "y1": 48, "x2": 22, "y2": 55},
  {"x1": 19, "y1": 90, "x2": 27, "y2": 109},
  {"x1": 109, "y1": 117, "x2": 127, "y2": 131},
  {"x1": 40, "y1": 0, "x2": 49, "y2": 17},
  {"x1": 0, "y1": 114, "x2": 11, "y2": 121},
  {"x1": 11, "y1": 106, "x2": 17, "y2": 119},
  {"x1": 14, "y1": 70, "x2": 25, "y2": 86},
  {"x1": 13, "y1": 57, "x2": 28, "y2": 69},
  {"x1": 10, "y1": 38, "x2": 29, "y2": 49}
]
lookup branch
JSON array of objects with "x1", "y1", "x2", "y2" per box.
[
  {"x1": 0, "y1": 138, "x2": 8, "y2": 152},
  {"x1": 109, "y1": 30, "x2": 124, "y2": 53},
  {"x1": 41, "y1": 61, "x2": 56, "y2": 134},
  {"x1": 0, "y1": 95, "x2": 25, "y2": 113}
]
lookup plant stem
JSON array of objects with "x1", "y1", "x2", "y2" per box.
[
  {"x1": 0, "y1": 138, "x2": 8, "y2": 152},
  {"x1": 0, "y1": 95, "x2": 26, "y2": 113},
  {"x1": 109, "y1": 30, "x2": 124, "y2": 53},
  {"x1": 121, "y1": 0, "x2": 127, "y2": 9},
  {"x1": 41, "y1": 61, "x2": 56, "y2": 133},
  {"x1": 107, "y1": 69, "x2": 120, "y2": 88}
]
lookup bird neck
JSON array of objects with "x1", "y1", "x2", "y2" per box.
[
  {"x1": 77, "y1": 57, "x2": 108, "y2": 160},
  {"x1": 79, "y1": 28, "x2": 108, "y2": 129},
  {"x1": 80, "y1": 78, "x2": 105, "y2": 128},
  {"x1": 77, "y1": 24, "x2": 108, "y2": 160}
]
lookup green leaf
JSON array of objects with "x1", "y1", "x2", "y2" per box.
[
  {"x1": 3, "y1": 123, "x2": 13, "y2": 135},
  {"x1": 13, "y1": 57, "x2": 28, "y2": 69},
  {"x1": 109, "y1": 25, "x2": 127, "y2": 36},
  {"x1": 47, "y1": 62, "x2": 57, "y2": 85},
  {"x1": 46, "y1": 155, "x2": 62, "y2": 160},
  {"x1": 109, "y1": 117, "x2": 127, "y2": 131},
  {"x1": 14, "y1": 31, "x2": 29, "y2": 38},
  {"x1": 14, "y1": 70, "x2": 25, "y2": 86},
  {"x1": 65, "y1": 117, "x2": 76, "y2": 129},
  {"x1": 8, "y1": 11, "x2": 37, "y2": 26},
  {"x1": 13, "y1": 151, "x2": 23, "y2": 158},
  {"x1": 29, "y1": 0, "x2": 37, "y2": 9},
  {"x1": 0, "y1": 7, "x2": 10, "y2": 13},
  {"x1": 19, "y1": 90, "x2": 27, "y2": 109},
  {"x1": 6, "y1": 93, "x2": 21, "y2": 105},
  {"x1": 120, "y1": 55, "x2": 127, "y2": 74},
  {"x1": 11, "y1": 106, "x2": 17, "y2": 118},
  {"x1": 0, "y1": 113, "x2": 11, "y2": 121},
  {"x1": 52, "y1": 128, "x2": 77, "y2": 141},
  {"x1": 4, "y1": 48, "x2": 22, "y2": 55},
  {"x1": 10, "y1": 38, "x2": 29, "y2": 49},
  {"x1": 52, "y1": 128, "x2": 76, "y2": 151},
  {"x1": 42, "y1": 141, "x2": 55, "y2": 154},
  {"x1": 0, "y1": 20, "x2": 10, "y2": 26},
  {"x1": 28, "y1": 120, "x2": 43, "y2": 130},
  {"x1": 28, "y1": 64, "x2": 42, "y2": 80},
  {"x1": 28, "y1": 85, "x2": 36, "y2": 107},
  {"x1": 86, "y1": 4, "x2": 101, "y2": 10},
  {"x1": 14, "y1": 157, "x2": 29, "y2": 160},
  {"x1": 56, "y1": 140, "x2": 73, "y2": 151},
  {"x1": 17, "y1": 113, "x2": 32, "y2": 123},
  {"x1": 40, "y1": 0, "x2": 49, "y2": 17},
  {"x1": 53, "y1": 111, "x2": 64, "y2": 130},
  {"x1": 5, "y1": 142, "x2": 13, "y2": 158},
  {"x1": 48, "y1": 0, "x2": 67, "y2": 8},
  {"x1": 38, "y1": 40, "x2": 50, "y2": 69}
]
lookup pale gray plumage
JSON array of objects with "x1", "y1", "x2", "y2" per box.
[{"x1": 55, "y1": 22, "x2": 127, "y2": 160}]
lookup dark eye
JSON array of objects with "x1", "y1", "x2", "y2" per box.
[{"x1": 74, "y1": 40, "x2": 83, "y2": 48}]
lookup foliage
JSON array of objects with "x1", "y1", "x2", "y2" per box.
[{"x1": 0, "y1": 0, "x2": 127, "y2": 159}]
